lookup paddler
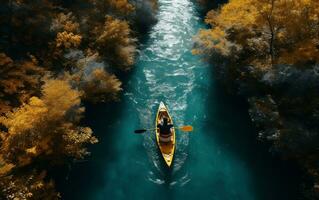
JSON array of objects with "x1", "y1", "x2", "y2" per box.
[{"x1": 157, "y1": 117, "x2": 174, "y2": 142}]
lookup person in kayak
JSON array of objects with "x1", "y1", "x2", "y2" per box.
[{"x1": 157, "y1": 117, "x2": 174, "y2": 142}]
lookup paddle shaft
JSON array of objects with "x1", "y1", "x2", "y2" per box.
[
  {"x1": 142, "y1": 126, "x2": 183, "y2": 131},
  {"x1": 134, "y1": 126, "x2": 193, "y2": 134}
]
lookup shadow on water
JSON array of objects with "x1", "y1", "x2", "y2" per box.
[
  {"x1": 205, "y1": 76, "x2": 302, "y2": 200},
  {"x1": 55, "y1": 28, "x2": 153, "y2": 198},
  {"x1": 56, "y1": 99, "x2": 127, "y2": 200}
]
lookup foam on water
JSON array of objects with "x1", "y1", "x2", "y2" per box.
[{"x1": 130, "y1": 0, "x2": 203, "y2": 176}]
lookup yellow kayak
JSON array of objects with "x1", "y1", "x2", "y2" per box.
[{"x1": 156, "y1": 102, "x2": 175, "y2": 167}]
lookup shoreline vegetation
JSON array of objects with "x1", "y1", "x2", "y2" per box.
[
  {"x1": 0, "y1": 0, "x2": 157, "y2": 199},
  {"x1": 194, "y1": 0, "x2": 319, "y2": 199}
]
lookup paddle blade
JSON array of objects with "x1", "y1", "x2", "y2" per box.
[
  {"x1": 134, "y1": 129, "x2": 147, "y2": 134},
  {"x1": 180, "y1": 125, "x2": 193, "y2": 132}
]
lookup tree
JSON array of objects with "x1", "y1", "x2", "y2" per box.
[
  {"x1": 0, "y1": 53, "x2": 44, "y2": 114},
  {"x1": 194, "y1": 0, "x2": 319, "y2": 66},
  {"x1": 0, "y1": 78, "x2": 97, "y2": 167},
  {"x1": 0, "y1": 171, "x2": 60, "y2": 200},
  {"x1": 80, "y1": 68, "x2": 122, "y2": 102},
  {"x1": 94, "y1": 16, "x2": 137, "y2": 70}
]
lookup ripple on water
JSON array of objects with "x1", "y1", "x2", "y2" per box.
[{"x1": 129, "y1": 0, "x2": 204, "y2": 186}]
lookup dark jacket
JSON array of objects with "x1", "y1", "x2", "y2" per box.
[{"x1": 157, "y1": 123, "x2": 173, "y2": 136}]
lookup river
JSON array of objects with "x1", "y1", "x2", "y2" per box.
[{"x1": 59, "y1": 0, "x2": 301, "y2": 199}]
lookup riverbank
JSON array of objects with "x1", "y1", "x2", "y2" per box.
[
  {"x1": 0, "y1": 1, "x2": 158, "y2": 199},
  {"x1": 194, "y1": 0, "x2": 319, "y2": 198}
]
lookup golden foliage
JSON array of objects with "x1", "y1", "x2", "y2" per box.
[
  {"x1": 194, "y1": 0, "x2": 319, "y2": 65},
  {"x1": 279, "y1": 40, "x2": 319, "y2": 64},
  {"x1": 0, "y1": 78, "x2": 97, "y2": 167},
  {"x1": 63, "y1": 51, "x2": 123, "y2": 103},
  {"x1": 95, "y1": 16, "x2": 136, "y2": 70},
  {"x1": 207, "y1": 0, "x2": 258, "y2": 28},
  {"x1": 0, "y1": 53, "x2": 44, "y2": 114},
  {"x1": 1, "y1": 97, "x2": 47, "y2": 137},
  {"x1": 0, "y1": 156, "x2": 15, "y2": 176},
  {"x1": 108, "y1": 0, "x2": 135, "y2": 14},
  {"x1": 55, "y1": 31, "x2": 82, "y2": 49},
  {"x1": 42, "y1": 79, "x2": 82, "y2": 119},
  {"x1": 0, "y1": 171, "x2": 60, "y2": 200},
  {"x1": 193, "y1": 27, "x2": 237, "y2": 56},
  {"x1": 96, "y1": 16, "x2": 131, "y2": 45},
  {"x1": 51, "y1": 12, "x2": 80, "y2": 33}
]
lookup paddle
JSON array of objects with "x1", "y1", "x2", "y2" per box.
[{"x1": 134, "y1": 125, "x2": 193, "y2": 134}]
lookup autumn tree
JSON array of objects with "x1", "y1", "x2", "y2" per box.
[
  {"x1": 93, "y1": 16, "x2": 137, "y2": 70},
  {"x1": 0, "y1": 53, "x2": 44, "y2": 114},
  {"x1": 0, "y1": 77, "x2": 98, "y2": 199},
  {"x1": 80, "y1": 68, "x2": 122, "y2": 102},
  {"x1": 64, "y1": 51, "x2": 123, "y2": 102},
  {"x1": 0, "y1": 171, "x2": 60, "y2": 200},
  {"x1": 194, "y1": 0, "x2": 319, "y2": 66},
  {"x1": 49, "y1": 12, "x2": 82, "y2": 65},
  {"x1": 0, "y1": 78, "x2": 97, "y2": 167}
]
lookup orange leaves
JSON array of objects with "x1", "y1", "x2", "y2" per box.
[
  {"x1": 108, "y1": 0, "x2": 135, "y2": 14},
  {"x1": 0, "y1": 156, "x2": 15, "y2": 176},
  {"x1": 51, "y1": 12, "x2": 80, "y2": 33},
  {"x1": 194, "y1": 0, "x2": 261, "y2": 59},
  {"x1": 267, "y1": 0, "x2": 319, "y2": 65},
  {"x1": 215, "y1": 0, "x2": 258, "y2": 28},
  {"x1": 0, "y1": 78, "x2": 97, "y2": 167},
  {"x1": 62, "y1": 125, "x2": 97, "y2": 158},
  {"x1": 0, "y1": 170, "x2": 60, "y2": 200},
  {"x1": 51, "y1": 12, "x2": 82, "y2": 58},
  {"x1": 279, "y1": 39, "x2": 319, "y2": 64},
  {"x1": 195, "y1": 0, "x2": 319, "y2": 65},
  {"x1": 193, "y1": 27, "x2": 239, "y2": 57},
  {"x1": 0, "y1": 53, "x2": 43, "y2": 95},
  {"x1": 55, "y1": 31, "x2": 82, "y2": 49},
  {"x1": 63, "y1": 51, "x2": 123, "y2": 103},
  {"x1": 0, "y1": 53, "x2": 13, "y2": 66},
  {"x1": 95, "y1": 16, "x2": 136, "y2": 70},
  {"x1": 0, "y1": 97, "x2": 47, "y2": 136},
  {"x1": 96, "y1": 16, "x2": 131, "y2": 46},
  {"x1": 0, "y1": 53, "x2": 44, "y2": 114},
  {"x1": 204, "y1": 10, "x2": 218, "y2": 26},
  {"x1": 42, "y1": 79, "x2": 82, "y2": 119}
]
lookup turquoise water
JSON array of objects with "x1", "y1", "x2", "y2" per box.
[{"x1": 60, "y1": 0, "x2": 301, "y2": 199}]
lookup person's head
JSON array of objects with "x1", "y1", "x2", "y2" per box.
[{"x1": 163, "y1": 117, "x2": 168, "y2": 125}]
